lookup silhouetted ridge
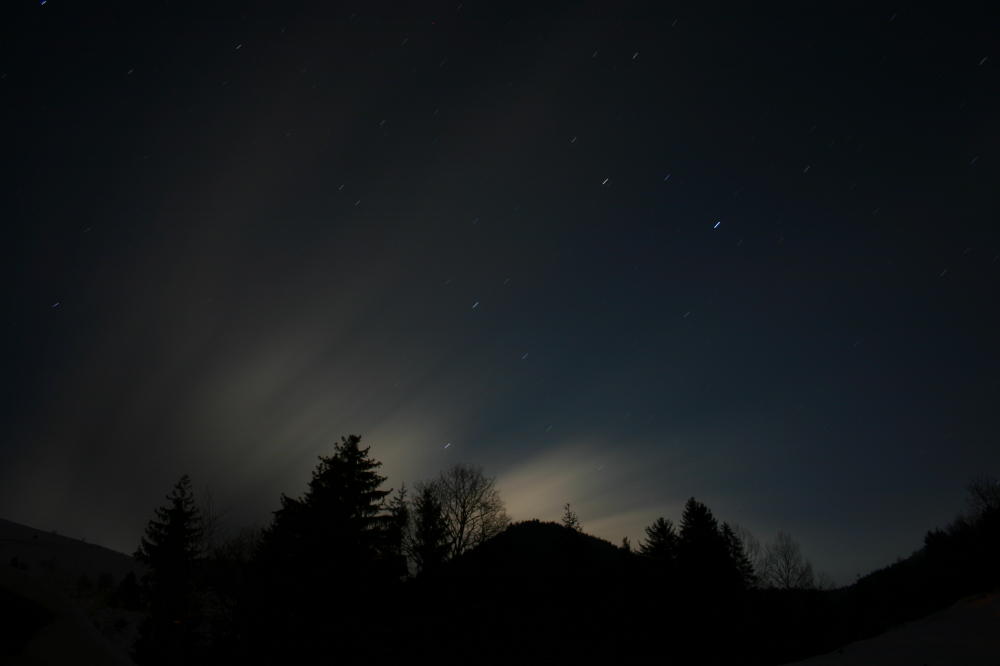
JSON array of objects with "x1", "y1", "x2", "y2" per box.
[
  {"x1": 399, "y1": 520, "x2": 650, "y2": 665},
  {"x1": 438, "y1": 519, "x2": 631, "y2": 578},
  {"x1": 15, "y1": 437, "x2": 995, "y2": 665}
]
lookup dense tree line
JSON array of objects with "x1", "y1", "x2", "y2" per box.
[{"x1": 126, "y1": 435, "x2": 1000, "y2": 665}]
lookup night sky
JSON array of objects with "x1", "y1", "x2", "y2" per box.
[{"x1": 2, "y1": 2, "x2": 998, "y2": 583}]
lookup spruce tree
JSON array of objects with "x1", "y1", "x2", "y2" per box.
[
  {"x1": 384, "y1": 484, "x2": 411, "y2": 578},
  {"x1": 721, "y1": 522, "x2": 756, "y2": 590},
  {"x1": 408, "y1": 483, "x2": 450, "y2": 574},
  {"x1": 639, "y1": 517, "x2": 679, "y2": 563},
  {"x1": 262, "y1": 434, "x2": 398, "y2": 583},
  {"x1": 133, "y1": 474, "x2": 205, "y2": 664},
  {"x1": 253, "y1": 435, "x2": 398, "y2": 659},
  {"x1": 677, "y1": 497, "x2": 732, "y2": 593}
]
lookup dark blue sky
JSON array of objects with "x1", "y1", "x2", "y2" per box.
[{"x1": 2, "y1": 1, "x2": 998, "y2": 582}]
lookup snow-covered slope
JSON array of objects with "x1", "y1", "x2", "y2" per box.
[
  {"x1": 789, "y1": 592, "x2": 1000, "y2": 666},
  {"x1": 0, "y1": 517, "x2": 142, "y2": 665}
]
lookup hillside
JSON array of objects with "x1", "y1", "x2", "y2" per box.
[
  {"x1": 396, "y1": 521, "x2": 658, "y2": 664},
  {"x1": 401, "y1": 518, "x2": 1000, "y2": 665},
  {"x1": 789, "y1": 592, "x2": 1000, "y2": 665},
  {"x1": 2, "y1": 498, "x2": 995, "y2": 665},
  {"x1": 0, "y1": 518, "x2": 142, "y2": 665},
  {"x1": 0, "y1": 518, "x2": 139, "y2": 586},
  {"x1": 439, "y1": 519, "x2": 634, "y2": 578}
]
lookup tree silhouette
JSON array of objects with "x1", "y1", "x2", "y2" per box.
[
  {"x1": 965, "y1": 474, "x2": 1000, "y2": 519},
  {"x1": 263, "y1": 434, "x2": 396, "y2": 571},
  {"x1": 677, "y1": 497, "x2": 745, "y2": 596},
  {"x1": 678, "y1": 498, "x2": 723, "y2": 564},
  {"x1": 431, "y1": 464, "x2": 510, "y2": 559},
  {"x1": 252, "y1": 435, "x2": 400, "y2": 659},
  {"x1": 384, "y1": 484, "x2": 410, "y2": 578},
  {"x1": 759, "y1": 530, "x2": 815, "y2": 590},
  {"x1": 561, "y1": 503, "x2": 582, "y2": 531},
  {"x1": 922, "y1": 474, "x2": 1000, "y2": 603},
  {"x1": 721, "y1": 522, "x2": 756, "y2": 590},
  {"x1": 133, "y1": 474, "x2": 205, "y2": 664},
  {"x1": 407, "y1": 483, "x2": 450, "y2": 574},
  {"x1": 639, "y1": 517, "x2": 678, "y2": 564},
  {"x1": 734, "y1": 524, "x2": 765, "y2": 583},
  {"x1": 111, "y1": 570, "x2": 143, "y2": 610}
]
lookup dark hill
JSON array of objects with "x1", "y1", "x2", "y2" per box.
[
  {"x1": 399, "y1": 521, "x2": 657, "y2": 665},
  {"x1": 439, "y1": 519, "x2": 635, "y2": 579},
  {"x1": 400, "y1": 516, "x2": 1000, "y2": 666},
  {"x1": 787, "y1": 591, "x2": 1000, "y2": 665}
]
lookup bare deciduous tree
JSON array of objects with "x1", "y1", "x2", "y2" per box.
[
  {"x1": 734, "y1": 524, "x2": 765, "y2": 583},
  {"x1": 431, "y1": 464, "x2": 510, "y2": 558},
  {"x1": 814, "y1": 570, "x2": 838, "y2": 590},
  {"x1": 965, "y1": 475, "x2": 1000, "y2": 519},
  {"x1": 214, "y1": 525, "x2": 263, "y2": 564},
  {"x1": 198, "y1": 486, "x2": 226, "y2": 555},
  {"x1": 759, "y1": 530, "x2": 815, "y2": 590}
]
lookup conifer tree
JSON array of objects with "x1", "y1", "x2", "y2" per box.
[
  {"x1": 133, "y1": 474, "x2": 205, "y2": 664},
  {"x1": 561, "y1": 502, "x2": 582, "y2": 532},
  {"x1": 677, "y1": 497, "x2": 734, "y2": 593},
  {"x1": 678, "y1": 498, "x2": 721, "y2": 549},
  {"x1": 408, "y1": 483, "x2": 450, "y2": 574},
  {"x1": 262, "y1": 434, "x2": 395, "y2": 579},
  {"x1": 639, "y1": 517, "x2": 679, "y2": 563},
  {"x1": 721, "y1": 522, "x2": 756, "y2": 590},
  {"x1": 384, "y1": 484, "x2": 410, "y2": 578},
  {"x1": 252, "y1": 435, "x2": 399, "y2": 658}
]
